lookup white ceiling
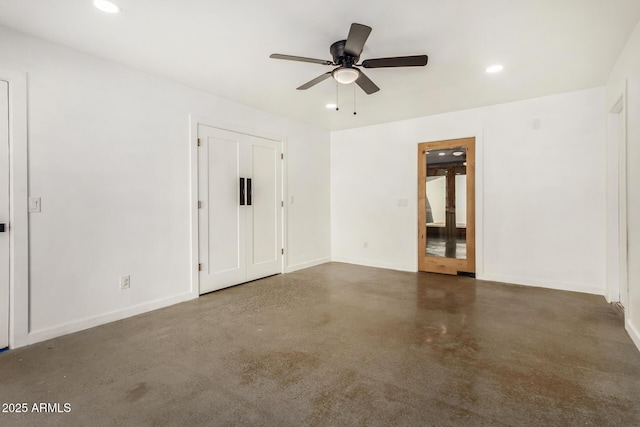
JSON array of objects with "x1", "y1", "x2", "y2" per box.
[{"x1": 0, "y1": 0, "x2": 638, "y2": 131}]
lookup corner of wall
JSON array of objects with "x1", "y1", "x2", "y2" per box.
[
  {"x1": 285, "y1": 257, "x2": 331, "y2": 273},
  {"x1": 331, "y1": 257, "x2": 416, "y2": 273},
  {"x1": 627, "y1": 319, "x2": 640, "y2": 352}
]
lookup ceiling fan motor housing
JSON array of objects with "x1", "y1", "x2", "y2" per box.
[{"x1": 330, "y1": 40, "x2": 358, "y2": 67}]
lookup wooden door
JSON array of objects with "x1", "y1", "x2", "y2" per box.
[
  {"x1": 0, "y1": 81, "x2": 9, "y2": 348},
  {"x1": 418, "y1": 137, "x2": 475, "y2": 275},
  {"x1": 197, "y1": 125, "x2": 282, "y2": 294}
]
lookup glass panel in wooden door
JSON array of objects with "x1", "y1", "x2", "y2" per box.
[{"x1": 425, "y1": 146, "x2": 467, "y2": 260}]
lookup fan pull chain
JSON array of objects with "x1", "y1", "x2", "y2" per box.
[
  {"x1": 335, "y1": 82, "x2": 339, "y2": 111},
  {"x1": 353, "y1": 84, "x2": 357, "y2": 115}
]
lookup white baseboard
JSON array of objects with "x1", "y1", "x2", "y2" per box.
[
  {"x1": 627, "y1": 319, "x2": 640, "y2": 353},
  {"x1": 26, "y1": 292, "x2": 197, "y2": 347},
  {"x1": 285, "y1": 256, "x2": 331, "y2": 273},
  {"x1": 331, "y1": 257, "x2": 416, "y2": 273},
  {"x1": 479, "y1": 273, "x2": 605, "y2": 296}
]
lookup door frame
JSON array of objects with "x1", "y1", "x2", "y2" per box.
[
  {"x1": 189, "y1": 116, "x2": 286, "y2": 296},
  {"x1": 0, "y1": 66, "x2": 29, "y2": 349},
  {"x1": 606, "y1": 94, "x2": 627, "y2": 306},
  {"x1": 418, "y1": 137, "x2": 476, "y2": 275}
]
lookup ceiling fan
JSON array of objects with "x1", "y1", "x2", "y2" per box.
[{"x1": 270, "y1": 23, "x2": 428, "y2": 95}]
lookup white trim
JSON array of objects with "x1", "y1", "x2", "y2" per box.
[
  {"x1": 331, "y1": 257, "x2": 415, "y2": 273},
  {"x1": 618, "y1": 85, "x2": 629, "y2": 310},
  {"x1": 188, "y1": 116, "x2": 201, "y2": 299},
  {"x1": 627, "y1": 318, "x2": 640, "y2": 353},
  {"x1": 188, "y1": 115, "x2": 287, "y2": 296},
  {"x1": 189, "y1": 115, "x2": 287, "y2": 144},
  {"x1": 475, "y1": 131, "x2": 485, "y2": 279},
  {"x1": 282, "y1": 139, "x2": 289, "y2": 272},
  {"x1": 481, "y1": 273, "x2": 605, "y2": 296},
  {"x1": 27, "y1": 292, "x2": 196, "y2": 345},
  {"x1": 0, "y1": 66, "x2": 29, "y2": 349},
  {"x1": 606, "y1": 95, "x2": 624, "y2": 303},
  {"x1": 285, "y1": 256, "x2": 331, "y2": 273}
]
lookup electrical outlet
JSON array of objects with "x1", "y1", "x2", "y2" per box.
[
  {"x1": 120, "y1": 275, "x2": 130, "y2": 290},
  {"x1": 363, "y1": 241, "x2": 368, "y2": 249}
]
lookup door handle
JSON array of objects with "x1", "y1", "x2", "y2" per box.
[
  {"x1": 239, "y1": 178, "x2": 245, "y2": 206},
  {"x1": 247, "y1": 178, "x2": 252, "y2": 206}
]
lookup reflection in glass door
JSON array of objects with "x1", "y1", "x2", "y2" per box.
[
  {"x1": 426, "y1": 146, "x2": 467, "y2": 259},
  {"x1": 418, "y1": 138, "x2": 475, "y2": 275}
]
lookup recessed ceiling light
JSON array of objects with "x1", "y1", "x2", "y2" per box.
[
  {"x1": 94, "y1": 0, "x2": 120, "y2": 14},
  {"x1": 486, "y1": 64, "x2": 504, "y2": 73},
  {"x1": 452, "y1": 151, "x2": 464, "y2": 156},
  {"x1": 326, "y1": 103, "x2": 337, "y2": 109},
  {"x1": 438, "y1": 152, "x2": 446, "y2": 156}
]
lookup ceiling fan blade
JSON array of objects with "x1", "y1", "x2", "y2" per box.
[
  {"x1": 270, "y1": 54, "x2": 333, "y2": 66},
  {"x1": 297, "y1": 72, "x2": 332, "y2": 90},
  {"x1": 355, "y1": 70, "x2": 380, "y2": 94},
  {"x1": 362, "y1": 55, "x2": 428, "y2": 68},
  {"x1": 344, "y1": 23, "x2": 372, "y2": 57}
]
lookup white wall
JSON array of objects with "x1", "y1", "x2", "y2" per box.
[
  {"x1": 0, "y1": 25, "x2": 331, "y2": 346},
  {"x1": 331, "y1": 87, "x2": 606, "y2": 295},
  {"x1": 606, "y1": 17, "x2": 640, "y2": 351}
]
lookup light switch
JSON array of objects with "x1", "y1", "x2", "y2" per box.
[
  {"x1": 29, "y1": 197, "x2": 41, "y2": 213},
  {"x1": 398, "y1": 198, "x2": 409, "y2": 208}
]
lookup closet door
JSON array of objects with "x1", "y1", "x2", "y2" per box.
[
  {"x1": 245, "y1": 135, "x2": 282, "y2": 281},
  {"x1": 197, "y1": 125, "x2": 282, "y2": 294},
  {"x1": 0, "y1": 81, "x2": 9, "y2": 349},
  {"x1": 198, "y1": 126, "x2": 248, "y2": 292}
]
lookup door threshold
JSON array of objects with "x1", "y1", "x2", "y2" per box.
[{"x1": 457, "y1": 271, "x2": 476, "y2": 278}]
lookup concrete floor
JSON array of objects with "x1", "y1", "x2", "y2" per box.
[{"x1": 1, "y1": 263, "x2": 639, "y2": 426}]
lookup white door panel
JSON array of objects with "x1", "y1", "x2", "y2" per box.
[
  {"x1": 207, "y1": 137, "x2": 242, "y2": 274},
  {"x1": 246, "y1": 142, "x2": 281, "y2": 281},
  {"x1": 1, "y1": 80, "x2": 9, "y2": 349},
  {"x1": 198, "y1": 125, "x2": 282, "y2": 294},
  {"x1": 198, "y1": 131, "x2": 245, "y2": 293},
  {"x1": 251, "y1": 145, "x2": 277, "y2": 264}
]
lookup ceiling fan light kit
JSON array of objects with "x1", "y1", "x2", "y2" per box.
[
  {"x1": 270, "y1": 23, "x2": 428, "y2": 95},
  {"x1": 332, "y1": 67, "x2": 360, "y2": 85}
]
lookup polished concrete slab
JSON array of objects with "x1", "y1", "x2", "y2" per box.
[{"x1": 1, "y1": 262, "x2": 639, "y2": 426}]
